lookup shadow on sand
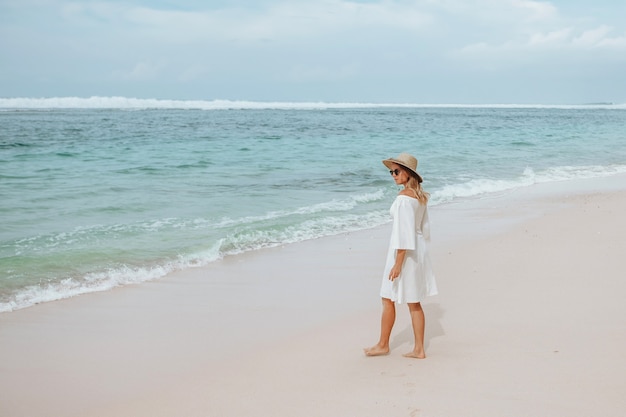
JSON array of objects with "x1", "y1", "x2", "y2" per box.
[{"x1": 389, "y1": 302, "x2": 445, "y2": 351}]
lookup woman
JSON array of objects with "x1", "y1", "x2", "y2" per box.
[{"x1": 364, "y1": 153, "x2": 438, "y2": 358}]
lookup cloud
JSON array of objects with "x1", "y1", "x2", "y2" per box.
[
  {"x1": 528, "y1": 28, "x2": 573, "y2": 46},
  {"x1": 59, "y1": 0, "x2": 433, "y2": 44},
  {"x1": 1, "y1": 0, "x2": 625, "y2": 102},
  {"x1": 573, "y1": 25, "x2": 626, "y2": 48},
  {"x1": 524, "y1": 25, "x2": 626, "y2": 51},
  {"x1": 457, "y1": 25, "x2": 626, "y2": 56},
  {"x1": 596, "y1": 35, "x2": 626, "y2": 49},
  {"x1": 512, "y1": 0, "x2": 558, "y2": 21},
  {"x1": 450, "y1": 1, "x2": 626, "y2": 70}
]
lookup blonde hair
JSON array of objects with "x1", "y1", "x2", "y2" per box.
[{"x1": 404, "y1": 170, "x2": 429, "y2": 205}]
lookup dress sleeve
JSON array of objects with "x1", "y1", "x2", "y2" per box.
[
  {"x1": 422, "y1": 205, "x2": 431, "y2": 242},
  {"x1": 390, "y1": 198, "x2": 417, "y2": 250}
]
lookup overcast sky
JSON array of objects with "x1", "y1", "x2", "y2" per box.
[{"x1": 1, "y1": 0, "x2": 625, "y2": 104}]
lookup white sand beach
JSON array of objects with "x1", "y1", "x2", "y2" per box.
[{"x1": 1, "y1": 176, "x2": 625, "y2": 417}]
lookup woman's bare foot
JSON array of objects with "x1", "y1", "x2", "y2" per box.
[
  {"x1": 402, "y1": 350, "x2": 426, "y2": 359},
  {"x1": 363, "y1": 344, "x2": 390, "y2": 356}
]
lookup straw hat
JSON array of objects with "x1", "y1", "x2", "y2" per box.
[{"x1": 382, "y1": 153, "x2": 423, "y2": 183}]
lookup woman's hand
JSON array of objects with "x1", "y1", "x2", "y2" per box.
[
  {"x1": 389, "y1": 249, "x2": 406, "y2": 281},
  {"x1": 388, "y1": 264, "x2": 402, "y2": 281}
]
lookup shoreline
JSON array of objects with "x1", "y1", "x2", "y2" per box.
[
  {"x1": 1, "y1": 175, "x2": 625, "y2": 416},
  {"x1": 4, "y1": 172, "x2": 625, "y2": 315}
]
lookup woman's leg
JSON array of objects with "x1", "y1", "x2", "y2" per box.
[
  {"x1": 404, "y1": 302, "x2": 426, "y2": 358},
  {"x1": 364, "y1": 297, "x2": 395, "y2": 356}
]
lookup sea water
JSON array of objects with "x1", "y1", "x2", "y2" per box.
[{"x1": 1, "y1": 97, "x2": 625, "y2": 312}]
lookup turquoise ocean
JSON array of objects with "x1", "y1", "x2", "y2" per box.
[{"x1": 1, "y1": 97, "x2": 625, "y2": 312}]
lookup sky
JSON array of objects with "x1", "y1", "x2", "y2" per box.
[{"x1": 1, "y1": 0, "x2": 625, "y2": 104}]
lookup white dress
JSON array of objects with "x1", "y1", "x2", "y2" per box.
[{"x1": 380, "y1": 195, "x2": 438, "y2": 303}]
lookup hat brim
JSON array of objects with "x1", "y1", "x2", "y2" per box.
[{"x1": 382, "y1": 158, "x2": 423, "y2": 183}]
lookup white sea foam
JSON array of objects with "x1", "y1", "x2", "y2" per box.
[
  {"x1": 1, "y1": 190, "x2": 390, "y2": 313},
  {"x1": 0, "y1": 208, "x2": 391, "y2": 312},
  {"x1": 0, "y1": 241, "x2": 224, "y2": 313},
  {"x1": 431, "y1": 164, "x2": 626, "y2": 205},
  {"x1": 1, "y1": 96, "x2": 625, "y2": 110},
  {"x1": 216, "y1": 210, "x2": 390, "y2": 256},
  {"x1": 2, "y1": 163, "x2": 623, "y2": 313},
  {"x1": 212, "y1": 191, "x2": 386, "y2": 228}
]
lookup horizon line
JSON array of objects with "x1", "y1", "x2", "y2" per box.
[{"x1": 0, "y1": 96, "x2": 624, "y2": 110}]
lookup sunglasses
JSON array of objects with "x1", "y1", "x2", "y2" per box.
[{"x1": 389, "y1": 169, "x2": 402, "y2": 176}]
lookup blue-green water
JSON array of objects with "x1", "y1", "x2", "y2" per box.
[{"x1": 1, "y1": 98, "x2": 625, "y2": 311}]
